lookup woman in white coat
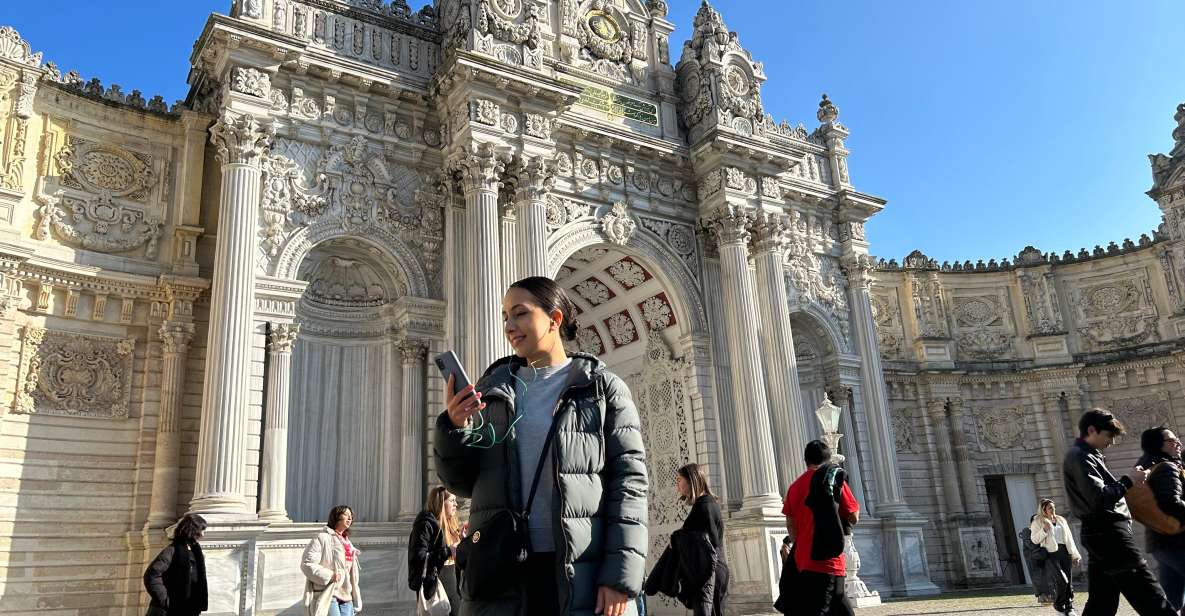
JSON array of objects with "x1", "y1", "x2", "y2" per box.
[
  {"x1": 302, "y1": 505, "x2": 363, "y2": 616},
  {"x1": 1029, "y1": 499, "x2": 1081, "y2": 616}
]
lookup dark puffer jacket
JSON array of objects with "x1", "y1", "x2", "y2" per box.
[
  {"x1": 434, "y1": 353, "x2": 648, "y2": 616},
  {"x1": 1135, "y1": 451, "x2": 1185, "y2": 552}
]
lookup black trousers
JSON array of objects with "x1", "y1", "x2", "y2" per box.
[
  {"x1": 1048, "y1": 546, "x2": 1075, "y2": 612},
  {"x1": 1080, "y1": 522, "x2": 1177, "y2": 616},
  {"x1": 440, "y1": 564, "x2": 461, "y2": 616},
  {"x1": 524, "y1": 551, "x2": 560, "y2": 616},
  {"x1": 796, "y1": 570, "x2": 853, "y2": 616}
]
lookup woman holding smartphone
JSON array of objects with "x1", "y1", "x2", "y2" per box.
[{"x1": 434, "y1": 276, "x2": 648, "y2": 616}]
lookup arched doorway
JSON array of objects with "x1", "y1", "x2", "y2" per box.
[
  {"x1": 555, "y1": 243, "x2": 699, "y2": 615},
  {"x1": 285, "y1": 237, "x2": 407, "y2": 522}
]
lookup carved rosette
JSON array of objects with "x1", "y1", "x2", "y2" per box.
[
  {"x1": 975, "y1": 407, "x2": 1026, "y2": 450},
  {"x1": 600, "y1": 202, "x2": 636, "y2": 246},
  {"x1": 210, "y1": 112, "x2": 274, "y2": 166},
  {"x1": 159, "y1": 322, "x2": 195, "y2": 356},
  {"x1": 14, "y1": 327, "x2": 136, "y2": 418}
]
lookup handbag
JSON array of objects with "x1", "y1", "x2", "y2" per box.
[
  {"x1": 1127, "y1": 462, "x2": 1185, "y2": 535},
  {"x1": 456, "y1": 400, "x2": 564, "y2": 600},
  {"x1": 416, "y1": 527, "x2": 451, "y2": 616}
]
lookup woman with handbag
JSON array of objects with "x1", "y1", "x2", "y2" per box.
[
  {"x1": 435, "y1": 276, "x2": 648, "y2": 616},
  {"x1": 1138, "y1": 427, "x2": 1185, "y2": 611},
  {"x1": 1029, "y1": 500, "x2": 1080, "y2": 615},
  {"x1": 301, "y1": 505, "x2": 363, "y2": 616},
  {"x1": 409, "y1": 487, "x2": 461, "y2": 615},
  {"x1": 143, "y1": 514, "x2": 208, "y2": 616},
  {"x1": 675, "y1": 463, "x2": 728, "y2": 616}
]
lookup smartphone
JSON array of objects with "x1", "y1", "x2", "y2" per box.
[{"x1": 434, "y1": 350, "x2": 473, "y2": 396}]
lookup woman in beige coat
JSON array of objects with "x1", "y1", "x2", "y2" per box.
[
  {"x1": 302, "y1": 505, "x2": 363, "y2": 616},
  {"x1": 1029, "y1": 499, "x2": 1080, "y2": 616}
]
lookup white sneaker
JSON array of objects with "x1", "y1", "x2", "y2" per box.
[{"x1": 1063, "y1": 609, "x2": 1078, "y2": 616}]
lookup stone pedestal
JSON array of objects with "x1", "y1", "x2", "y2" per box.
[{"x1": 723, "y1": 512, "x2": 789, "y2": 614}]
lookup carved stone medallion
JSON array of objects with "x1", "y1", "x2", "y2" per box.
[
  {"x1": 14, "y1": 327, "x2": 136, "y2": 418},
  {"x1": 55, "y1": 136, "x2": 156, "y2": 201}
]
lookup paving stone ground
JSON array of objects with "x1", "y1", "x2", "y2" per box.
[{"x1": 854, "y1": 588, "x2": 1139, "y2": 616}]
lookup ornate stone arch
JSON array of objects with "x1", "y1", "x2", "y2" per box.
[
  {"x1": 272, "y1": 219, "x2": 433, "y2": 299},
  {"x1": 547, "y1": 220, "x2": 708, "y2": 336},
  {"x1": 789, "y1": 303, "x2": 851, "y2": 359}
]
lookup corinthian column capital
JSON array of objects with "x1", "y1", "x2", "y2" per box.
[
  {"x1": 750, "y1": 213, "x2": 791, "y2": 256},
  {"x1": 841, "y1": 253, "x2": 877, "y2": 291},
  {"x1": 449, "y1": 142, "x2": 506, "y2": 195},
  {"x1": 400, "y1": 339, "x2": 428, "y2": 364},
  {"x1": 268, "y1": 323, "x2": 300, "y2": 354},
  {"x1": 210, "y1": 111, "x2": 274, "y2": 165},
  {"x1": 700, "y1": 205, "x2": 755, "y2": 247},
  {"x1": 512, "y1": 155, "x2": 555, "y2": 203},
  {"x1": 159, "y1": 322, "x2": 196, "y2": 355}
]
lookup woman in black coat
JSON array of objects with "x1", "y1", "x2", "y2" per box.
[
  {"x1": 676, "y1": 463, "x2": 728, "y2": 616},
  {"x1": 144, "y1": 514, "x2": 208, "y2": 616},
  {"x1": 408, "y1": 486, "x2": 462, "y2": 614}
]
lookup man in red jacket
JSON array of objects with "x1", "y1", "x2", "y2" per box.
[{"x1": 782, "y1": 440, "x2": 859, "y2": 616}]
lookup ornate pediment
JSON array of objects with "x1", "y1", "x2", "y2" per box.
[{"x1": 440, "y1": 0, "x2": 543, "y2": 70}]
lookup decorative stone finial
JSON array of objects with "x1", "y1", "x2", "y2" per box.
[{"x1": 817, "y1": 93, "x2": 839, "y2": 124}]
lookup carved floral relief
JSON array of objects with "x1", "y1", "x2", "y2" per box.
[{"x1": 13, "y1": 327, "x2": 136, "y2": 418}]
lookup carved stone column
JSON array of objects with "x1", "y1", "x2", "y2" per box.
[
  {"x1": 843, "y1": 254, "x2": 910, "y2": 513},
  {"x1": 452, "y1": 144, "x2": 505, "y2": 377},
  {"x1": 924, "y1": 398, "x2": 965, "y2": 515},
  {"x1": 258, "y1": 323, "x2": 299, "y2": 522},
  {"x1": 400, "y1": 340, "x2": 428, "y2": 516},
  {"x1": 947, "y1": 398, "x2": 979, "y2": 512},
  {"x1": 145, "y1": 322, "x2": 195, "y2": 528},
  {"x1": 702, "y1": 207, "x2": 781, "y2": 510},
  {"x1": 751, "y1": 214, "x2": 808, "y2": 489},
  {"x1": 513, "y1": 155, "x2": 552, "y2": 279},
  {"x1": 191, "y1": 112, "x2": 273, "y2": 516}
]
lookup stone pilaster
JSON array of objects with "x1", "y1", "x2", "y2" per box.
[
  {"x1": 451, "y1": 143, "x2": 505, "y2": 377},
  {"x1": 701, "y1": 207, "x2": 781, "y2": 511},
  {"x1": 146, "y1": 322, "x2": 196, "y2": 528},
  {"x1": 191, "y1": 111, "x2": 272, "y2": 516},
  {"x1": 751, "y1": 214, "x2": 808, "y2": 490},
  {"x1": 258, "y1": 323, "x2": 298, "y2": 522},
  {"x1": 400, "y1": 340, "x2": 428, "y2": 516},
  {"x1": 513, "y1": 155, "x2": 553, "y2": 280},
  {"x1": 923, "y1": 398, "x2": 964, "y2": 515},
  {"x1": 946, "y1": 398, "x2": 980, "y2": 512}
]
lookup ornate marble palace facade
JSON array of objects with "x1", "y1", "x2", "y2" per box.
[{"x1": 0, "y1": 1, "x2": 1180, "y2": 614}]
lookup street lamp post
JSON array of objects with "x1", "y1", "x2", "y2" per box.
[{"x1": 815, "y1": 393, "x2": 881, "y2": 607}]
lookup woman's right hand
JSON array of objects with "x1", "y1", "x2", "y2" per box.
[
  {"x1": 331, "y1": 571, "x2": 341, "y2": 583},
  {"x1": 446, "y1": 374, "x2": 485, "y2": 428}
]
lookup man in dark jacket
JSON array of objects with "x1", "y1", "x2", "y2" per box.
[
  {"x1": 1136, "y1": 426, "x2": 1185, "y2": 611},
  {"x1": 1062, "y1": 409, "x2": 1176, "y2": 616}
]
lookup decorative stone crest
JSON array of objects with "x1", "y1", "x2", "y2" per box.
[
  {"x1": 231, "y1": 67, "x2": 271, "y2": 99},
  {"x1": 55, "y1": 136, "x2": 156, "y2": 201},
  {"x1": 13, "y1": 327, "x2": 136, "y2": 418},
  {"x1": 957, "y1": 330, "x2": 1012, "y2": 360},
  {"x1": 0, "y1": 27, "x2": 42, "y2": 67},
  {"x1": 891, "y1": 407, "x2": 916, "y2": 453},
  {"x1": 959, "y1": 528, "x2": 1002, "y2": 578},
  {"x1": 600, "y1": 201, "x2": 636, "y2": 245},
  {"x1": 975, "y1": 407, "x2": 1026, "y2": 449},
  {"x1": 1103, "y1": 391, "x2": 1173, "y2": 432},
  {"x1": 1018, "y1": 271, "x2": 1064, "y2": 335},
  {"x1": 34, "y1": 191, "x2": 163, "y2": 258}
]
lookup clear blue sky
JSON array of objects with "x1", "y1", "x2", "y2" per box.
[{"x1": 4, "y1": 1, "x2": 1180, "y2": 263}]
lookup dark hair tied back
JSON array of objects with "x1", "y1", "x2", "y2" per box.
[{"x1": 510, "y1": 276, "x2": 579, "y2": 342}]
